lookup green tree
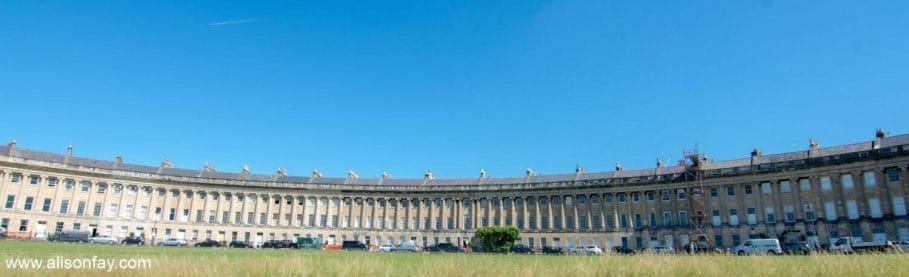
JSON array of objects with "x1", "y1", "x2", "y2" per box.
[{"x1": 474, "y1": 226, "x2": 520, "y2": 253}]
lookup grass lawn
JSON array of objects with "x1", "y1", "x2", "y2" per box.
[{"x1": 1, "y1": 240, "x2": 907, "y2": 276}]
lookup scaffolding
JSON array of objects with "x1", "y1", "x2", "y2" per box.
[{"x1": 682, "y1": 147, "x2": 709, "y2": 248}]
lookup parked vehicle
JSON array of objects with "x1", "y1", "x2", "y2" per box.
[
  {"x1": 121, "y1": 236, "x2": 145, "y2": 245},
  {"x1": 296, "y1": 237, "x2": 322, "y2": 250},
  {"x1": 0, "y1": 227, "x2": 7, "y2": 238},
  {"x1": 48, "y1": 230, "x2": 91, "y2": 243},
  {"x1": 567, "y1": 246, "x2": 584, "y2": 254},
  {"x1": 541, "y1": 246, "x2": 564, "y2": 254},
  {"x1": 158, "y1": 238, "x2": 188, "y2": 247},
  {"x1": 89, "y1": 235, "x2": 119, "y2": 244},
  {"x1": 781, "y1": 242, "x2": 811, "y2": 255},
  {"x1": 829, "y1": 237, "x2": 898, "y2": 254},
  {"x1": 612, "y1": 246, "x2": 636, "y2": 255},
  {"x1": 510, "y1": 244, "x2": 535, "y2": 254},
  {"x1": 341, "y1": 240, "x2": 369, "y2": 251},
  {"x1": 733, "y1": 239, "x2": 782, "y2": 255},
  {"x1": 582, "y1": 245, "x2": 603, "y2": 255},
  {"x1": 194, "y1": 239, "x2": 221, "y2": 247},
  {"x1": 262, "y1": 239, "x2": 299, "y2": 249},
  {"x1": 425, "y1": 243, "x2": 467, "y2": 253},
  {"x1": 392, "y1": 242, "x2": 420, "y2": 252},
  {"x1": 650, "y1": 246, "x2": 675, "y2": 254},
  {"x1": 568, "y1": 246, "x2": 602, "y2": 255},
  {"x1": 377, "y1": 244, "x2": 394, "y2": 252},
  {"x1": 229, "y1": 241, "x2": 253, "y2": 248},
  {"x1": 892, "y1": 241, "x2": 909, "y2": 253}
]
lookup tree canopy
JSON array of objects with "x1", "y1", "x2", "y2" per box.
[{"x1": 474, "y1": 226, "x2": 520, "y2": 253}]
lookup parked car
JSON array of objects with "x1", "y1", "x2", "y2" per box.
[
  {"x1": 541, "y1": 246, "x2": 564, "y2": 254},
  {"x1": 90, "y1": 235, "x2": 119, "y2": 244},
  {"x1": 392, "y1": 242, "x2": 420, "y2": 252},
  {"x1": 829, "y1": 237, "x2": 898, "y2": 254},
  {"x1": 341, "y1": 240, "x2": 369, "y2": 251},
  {"x1": 582, "y1": 245, "x2": 603, "y2": 255},
  {"x1": 296, "y1": 237, "x2": 322, "y2": 250},
  {"x1": 425, "y1": 243, "x2": 467, "y2": 253},
  {"x1": 121, "y1": 236, "x2": 145, "y2": 245},
  {"x1": 539, "y1": 246, "x2": 561, "y2": 254},
  {"x1": 612, "y1": 246, "x2": 636, "y2": 255},
  {"x1": 570, "y1": 245, "x2": 602, "y2": 255},
  {"x1": 262, "y1": 239, "x2": 299, "y2": 249},
  {"x1": 650, "y1": 246, "x2": 675, "y2": 254},
  {"x1": 733, "y1": 239, "x2": 782, "y2": 255},
  {"x1": 378, "y1": 244, "x2": 394, "y2": 252},
  {"x1": 48, "y1": 230, "x2": 91, "y2": 243},
  {"x1": 158, "y1": 238, "x2": 188, "y2": 247},
  {"x1": 229, "y1": 241, "x2": 253, "y2": 248},
  {"x1": 510, "y1": 244, "x2": 535, "y2": 254},
  {"x1": 0, "y1": 227, "x2": 7, "y2": 238},
  {"x1": 195, "y1": 239, "x2": 221, "y2": 247},
  {"x1": 892, "y1": 241, "x2": 909, "y2": 253},
  {"x1": 781, "y1": 242, "x2": 811, "y2": 255}
]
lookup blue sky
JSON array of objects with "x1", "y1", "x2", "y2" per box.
[{"x1": 0, "y1": 1, "x2": 906, "y2": 179}]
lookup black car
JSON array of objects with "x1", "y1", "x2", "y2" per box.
[
  {"x1": 121, "y1": 236, "x2": 145, "y2": 245},
  {"x1": 782, "y1": 242, "x2": 811, "y2": 255},
  {"x1": 426, "y1": 243, "x2": 467, "y2": 253},
  {"x1": 342, "y1": 240, "x2": 369, "y2": 251},
  {"x1": 229, "y1": 241, "x2": 252, "y2": 248},
  {"x1": 542, "y1": 246, "x2": 564, "y2": 254},
  {"x1": 510, "y1": 244, "x2": 535, "y2": 254},
  {"x1": 262, "y1": 240, "x2": 299, "y2": 249},
  {"x1": 612, "y1": 246, "x2": 636, "y2": 255},
  {"x1": 194, "y1": 239, "x2": 221, "y2": 247}
]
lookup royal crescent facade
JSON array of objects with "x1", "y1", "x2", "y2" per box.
[{"x1": 1, "y1": 130, "x2": 909, "y2": 250}]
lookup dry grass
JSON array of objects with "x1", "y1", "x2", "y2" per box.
[{"x1": 1, "y1": 240, "x2": 907, "y2": 276}]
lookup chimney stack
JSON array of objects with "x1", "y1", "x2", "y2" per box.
[
  {"x1": 873, "y1": 128, "x2": 886, "y2": 149},
  {"x1": 113, "y1": 155, "x2": 123, "y2": 169},
  {"x1": 63, "y1": 144, "x2": 73, "y2": 163},
  {"x1": 6, "y1": 139, "x2": 16, "y2": 156},
  {"x1": 274, "y1": 167, "x2": 287, "y2": 181}
]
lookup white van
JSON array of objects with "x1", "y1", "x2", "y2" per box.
[{"x1": 732, "y1": 239, "x2": 782, "y2": 255}]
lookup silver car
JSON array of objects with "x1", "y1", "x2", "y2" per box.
[
  {"x1": 893, "y1": 241, "x2": 909, "y2": 253},
  {"x1": 158, "y1": 238, "x2": 188, "y2": 247},
  {"x1": 378, "y1": 244, "x2": 394, "y2": 252},
  {"x1": 651, "y1": 246, "x2": 675, "y2": 254},
  {"x1": 89, "y1": 235, "x2": 119, "y2": 244},
  {"x1": 392, "y1": 242, "x2": 421, "y2": 252},
  {"x1": 570, "y1": 245, "x2": 603, "y2": 255}
]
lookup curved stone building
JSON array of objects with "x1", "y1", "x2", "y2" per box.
[{"x1": 1, "y1": 130, "x2": 908, "y2": 250}]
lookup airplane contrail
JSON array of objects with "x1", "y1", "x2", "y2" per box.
[{"x1": 208, "y1": 18, "x2": 265, "y2": 26}]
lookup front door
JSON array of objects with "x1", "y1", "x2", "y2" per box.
[{"x1": 35, "y1": 222, "x2": 47, "y2": 239}]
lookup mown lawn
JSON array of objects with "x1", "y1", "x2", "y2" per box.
[{"x1": 1, "y1": 240, "x2": 907, "y2": 276}]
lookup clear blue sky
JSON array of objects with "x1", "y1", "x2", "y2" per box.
[{"x1": 1, "y1": 1, "x2": 906, "y2": 179}]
